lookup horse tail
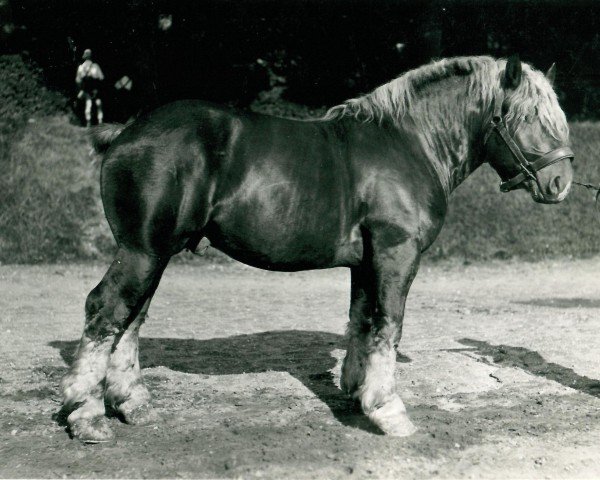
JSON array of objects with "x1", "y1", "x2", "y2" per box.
[{"x1": 89, "y1": 123, "x2": 126, "y2": 154}]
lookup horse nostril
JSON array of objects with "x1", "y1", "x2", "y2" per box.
[{"x1": 550, "y1": 176, "x2": 563, "y2": 195}]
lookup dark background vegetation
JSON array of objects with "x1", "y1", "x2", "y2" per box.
[
  {"x1": 4, "y1": 0, "x2": 600, "y2": 120},
  {"x1": 1, "y1": 0, "x2": 599, "y2": 264}
]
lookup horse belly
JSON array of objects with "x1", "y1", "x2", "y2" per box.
[{"x1": 206, "y1": 213, "x2": 363, "y2": 271}]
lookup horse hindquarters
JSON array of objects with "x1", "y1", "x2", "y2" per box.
[{"x1": 62, "y1": 146, "x2": 185, "y2": 440}]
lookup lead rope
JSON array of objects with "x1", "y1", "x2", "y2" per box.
[{"x1": 572, "y1": 180, "x2": 600, "y2": 218}]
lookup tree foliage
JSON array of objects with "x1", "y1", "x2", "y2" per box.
[{"x1": 6, "y1": 0, "x2": 600, "y2": 120}]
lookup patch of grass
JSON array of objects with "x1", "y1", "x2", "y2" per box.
[{"x1": 0, "y1": 115, "x2": 113, "y2": 263}]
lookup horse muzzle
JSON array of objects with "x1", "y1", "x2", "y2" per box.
[
  {"x1": 498, "y1": 145, "x2": 574, "y2": 194},
  {"x1": 528, "y1": 176, "x2": 572, "y2": 204}
]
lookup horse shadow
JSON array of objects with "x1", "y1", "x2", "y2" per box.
[
  {"x1": 50, "y1": 330, "x2": 411, "y2": 434},
  {"x1": 455, "y1": 338, "x2": 600, "y2": 398}
]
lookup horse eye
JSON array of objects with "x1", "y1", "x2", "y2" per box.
[{"x1": 525, "y1": 108, "x2": 538, "y2": 124}]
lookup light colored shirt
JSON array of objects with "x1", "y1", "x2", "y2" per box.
[{"x1": 76, "y1": 60, "x2": 104, "y2": 85}]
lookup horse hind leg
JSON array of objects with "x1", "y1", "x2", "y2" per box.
[
  {"x1": 105, "y1": 297, "x2": 155, "y2": 425},
  {"x1": 61, "y1": 248, "x2": 168, "y2": 442}
]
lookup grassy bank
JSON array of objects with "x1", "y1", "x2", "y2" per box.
[
  {"x1": 435, "y1": 122, "x2": 600, "y2": 261},
  {"x1": 0, "y1": 55, "x2": 111, "y2": 263},
  {"x1": 0, "y1": 116, "x2": 112, "y2": 263}
]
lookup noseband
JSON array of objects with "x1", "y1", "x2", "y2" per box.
[{"x1": 484, "y1": 92, "x2": 574, "y2": 193}]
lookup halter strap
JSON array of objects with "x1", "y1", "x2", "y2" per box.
[
  {"x1": 498, "y1": 146, "x2": 574, "y2": 192},
  {"x1": 484, "y1": 91, "x2": 574, "y2": 193}
]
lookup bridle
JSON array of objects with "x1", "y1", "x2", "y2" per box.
[{"x1": 483, "y1": 91, "x2": 574, "y2": 193}]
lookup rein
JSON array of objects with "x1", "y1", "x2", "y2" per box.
[
  {"x1": 484, "y1": 91, "x2": 574, "y2": 193},
  {"x1": 572, "y1": 180, "x2": 600, "y2": 194},
  {"x1": 572, "y1": 181, "x2": 600, "y2": 215}
]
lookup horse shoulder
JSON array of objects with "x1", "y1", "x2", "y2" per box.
[{"x1": 343, "y1": 122, "x2": 448, "y2": 249}]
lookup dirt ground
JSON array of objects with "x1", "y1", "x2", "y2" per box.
[{"x1": 1, "y1": 258, "x2": 600, "y2": 479}]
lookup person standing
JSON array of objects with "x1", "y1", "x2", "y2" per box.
[{"x1": 75, "y1": 49, "x2": 104, "y2": 127}]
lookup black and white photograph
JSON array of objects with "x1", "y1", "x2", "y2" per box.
[{"x1": 1, "y1": 0, "x2": 599, "y2": 477}]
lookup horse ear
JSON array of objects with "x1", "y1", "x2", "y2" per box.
[
  {"x1": 503, "y1": 54, "x2": 522, "y2": 89},
  {"x1": 546, "y1": 63, "x2": 557, "y2": 86}
]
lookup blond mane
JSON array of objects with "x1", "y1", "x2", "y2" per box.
[{"x1": 323, "y1": 56, "x2": 568, "y2": 142}]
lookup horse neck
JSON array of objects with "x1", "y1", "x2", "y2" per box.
[{"x1": 399, "y1": 76, "x2": 490, "y2": 198}]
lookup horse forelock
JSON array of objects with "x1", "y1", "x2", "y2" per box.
[
  {"x1": 324, "y1": 56, "x2": 569, "y2": 144},
  {"x1": 500, "y1": 61, "x2": 569, "y2": 143}
]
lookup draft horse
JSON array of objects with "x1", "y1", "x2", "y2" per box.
[{"x1": 61, "y1": 55, "x2": 574, "y2": 442}]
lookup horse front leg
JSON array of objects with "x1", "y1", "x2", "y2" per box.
[
  {"x1": 341, "y1": 265, "x2": 372, "y2": 396},
  {"x1": 342, "y1": 236, "x2": 420, "y2": 436}
]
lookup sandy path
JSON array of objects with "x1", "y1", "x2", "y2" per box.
[{"x1": 1, "y1": 259, "x2": 599, "y2": 478}]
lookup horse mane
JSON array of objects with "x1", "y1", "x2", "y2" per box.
[{"x1": 323, "y1": 56, "x2": 568, "y2": 143}]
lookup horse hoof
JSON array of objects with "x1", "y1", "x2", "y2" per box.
[
  {"x1": 69, "y1": 417, "x2": 114, "y2": 443},
  {"x1": 119, "y1": 403, "x2": 157, "y2": 425},
  {"x1": 369, "y1": 397, "x2": 417, "y2": 437}
]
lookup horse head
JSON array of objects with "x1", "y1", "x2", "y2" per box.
[{"x1": 484, "y1": 55, "x2": 573, "y2": 204}]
